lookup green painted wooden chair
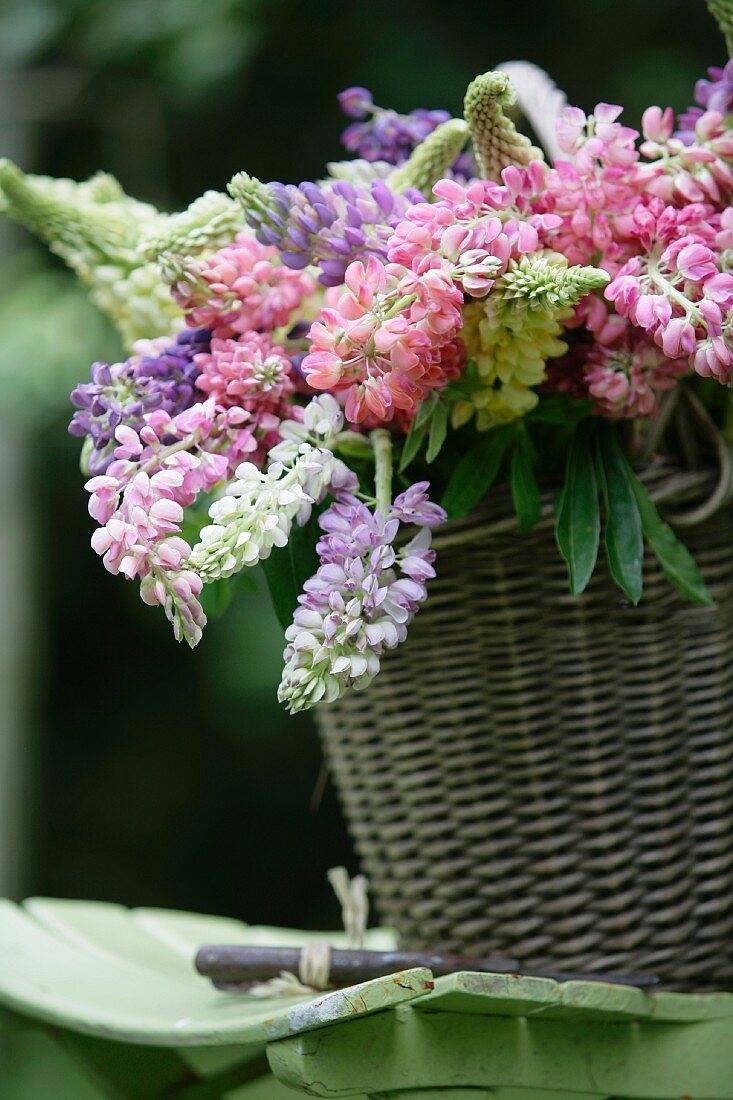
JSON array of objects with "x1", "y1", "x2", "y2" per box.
[
  {"x1": 0, "y1": 898, "x2": 399, "y2": 1099},
  {"x1": 1, "y1": 898, "x2": 732, "y2": 1099}
]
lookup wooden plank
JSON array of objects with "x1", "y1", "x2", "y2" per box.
[
  {"x1": 411, "y1": 971, "x2": 561, "y2": 1016},
  {"x1": 650, "y1": 990, "x2": 733, "y2": 1022},
  {"x1": 537, "y1": 979, "x2": 651, "y2": 1021},
  {"x1": 0, "y1": 901, "x2": 431, "y2": 1047},
  {"x1": 268, "y1": 1001, "x2": 733, "y2": 1099},
  {"x1": 398, "y1": 969, "x2": 655, "y2": 1021},
  {"x1": 24, "y1": 898, "x2": 197, "y2": 981}
]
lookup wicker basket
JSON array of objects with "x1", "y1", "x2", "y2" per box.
[{"x1": 316, "y1": 463, "x2": 733, "y2": 988}]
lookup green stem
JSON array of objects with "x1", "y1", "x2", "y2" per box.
[{"x1": 371, "y1": 429, "x2": 393, "y2": 513}]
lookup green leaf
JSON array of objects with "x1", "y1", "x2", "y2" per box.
[
  {"x1": 199, "y1": 578, "x2": 234, "y2": 620},
  {"x1": 555, "y1": 422, "x2": 600, "y2": 596},
  {"x1": 441, "y1": 426, "x2": 513, "y2": 520},
  {"x1": 199, "y1": 569, "x2": 258, "y2": 620},
  {"x1": 426, "y1": 401, "x2": 448, "y2": 463},
  {"x1": 399, "y1": 419, "x2": 425, "y2": 474},
  {"x1": 510, "y1": 434, "x2": 541, "y2": 533},
  {"x1": 260, "y1": 511, "x2": 321, "y2": 630},
  {"x1": 630, "y1": 475, "x2": 713, "y2": 606},
  {"x1": 414, "y1": 391, "x2": 439, "y2": 431},
  {"x1": 596, "y1": 424, "x2": 644, "y2": 605},
  {"x1": 527, "y1": 395, "x2": 594, "y2": 424}
]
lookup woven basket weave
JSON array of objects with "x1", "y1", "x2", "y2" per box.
[{"x1": 316, "y1": 463, "x2": 733, "y2": 988}]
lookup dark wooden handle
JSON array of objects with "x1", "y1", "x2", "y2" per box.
[{"x1": 194, "y1": 944, "x2": 659, "y2": 988}]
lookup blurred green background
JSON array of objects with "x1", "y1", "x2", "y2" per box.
[{"x1": 0, "y1": 0, "x2": 724, "y2": 930}]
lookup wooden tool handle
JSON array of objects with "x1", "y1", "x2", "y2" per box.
[{"x1": 195, "y1": 944, "x2": 658, "y2": 988}]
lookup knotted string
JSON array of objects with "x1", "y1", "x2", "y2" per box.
[{"x1": 247, "y1": 866, "x2": 369, "y2": 997}]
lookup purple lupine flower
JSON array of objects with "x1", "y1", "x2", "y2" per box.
[
  {"x1": 338, "y1": 86, "x2": 374, "y2": 119},
  {"x1": 337, "y1": 87, "x2": 475, "y2": 179},
  {"x1": 278, "y1": 488, "x2": 445, "y2": 712},
  {"x1": 69, "y1": 328, "x2": 210, "y2": 474},
  {"x1": 677, "y1": 60, "x2": 733, "y2": 142},
  {"x1": 389, "y1": 482, "x2": 446, "y2": 528},
  {"x1": 244, "y1": 177, "x2": 423, "y2": 287},
  {"x1": 338, "y1": 88, "x2": 450, "y2": 164}
]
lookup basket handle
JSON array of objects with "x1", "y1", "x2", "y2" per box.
[{"x1": 662, "y1": 388, "x2": 733, "y2": 527}]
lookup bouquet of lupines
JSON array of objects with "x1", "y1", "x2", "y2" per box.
[{"x1": 4, "y1": 28, "x2": 733, "y2": 712}]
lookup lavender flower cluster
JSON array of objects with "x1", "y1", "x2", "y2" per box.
[
  {"x1": 245, "y1": 176, "x2": 423, "y2": 286},
  {"x1": 677, "y1": 59, "x2": 733, "y2": 141},
  {"x1": 338, "y1": 86, "x2": 475, "y2": 178},
  {"x1": 278, "y1": 483, "x2": 445, "y2": 712},
  {"x1": 70, "y1": 328, "x2": 209, "y2": 473}
]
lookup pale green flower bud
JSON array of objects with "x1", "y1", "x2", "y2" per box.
[{"x1": 464, "y1": 71, "x2": 544, "y2": 180}]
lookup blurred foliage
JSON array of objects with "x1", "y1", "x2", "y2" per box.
[
  {"x1": 0, "y1": 0, "x2": 264, "y2": 103},
  {"x1": 0, "y1": 252, "x2": 120, "y2": 427},
  {"x1": 0, "y1": 0, "x2": 726, "y2": 928}
]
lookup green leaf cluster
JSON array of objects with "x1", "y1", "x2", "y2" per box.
[{"x1": 555, "y1": 421, "x2": 711, "y2": 606}]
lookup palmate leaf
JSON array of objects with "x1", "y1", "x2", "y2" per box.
[
  {"x1": 630, "y1": 474, "x2": 713, "y2": 607},
  {"x1": 596, "y1": 424, "x2": 643, "y2": 605},
  {"x1": 555, "y1": 421, "x2": 600, "y2": 596},
  {"x1": 441, "y1": 425, "x2": 513, "y2": 520}
]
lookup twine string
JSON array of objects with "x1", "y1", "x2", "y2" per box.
[{"x1": 246, "y1": 866, "x2": 368, "y2": 998}]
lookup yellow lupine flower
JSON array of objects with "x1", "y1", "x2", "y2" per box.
[{"x1": 452, "y1": 254, "x2": 609, "y2": 430}]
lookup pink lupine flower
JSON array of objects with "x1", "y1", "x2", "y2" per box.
[
  {"x1": 556, "y1": 106, "x2": 588, "y2": 156},
  {"x1": 171, "y1": 233, "x2": 315, "y2": 334},
  {"x1": 302, "y1": 254, "x2": 464, "y2": 424},
  {"x1": 82, "y1": 394, "x2": 274, "y2": 647},
  {"x1": 641, "y1": 106, "x2": 674, "y2": 146},
  {"x1": 388, "y1": 165, "x2": 558, "y2": 297},
  {"x1": 194, "y1": 331, "x2": 295, "y2": 413},
  {"x1": 584, "y1": 333, "x2": 687, "y2": 419},
  {"x1": 604, "y1": 194, "x2": 733, "y2": 382},
  {"x1": 674, "y1": 241, "x2": 719, "y2": 281}
]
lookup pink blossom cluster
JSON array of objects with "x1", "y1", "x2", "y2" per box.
[
  {"x1": 387, "y1": 163, "x2": 561, "y2": 296},
  {"x1": 85, "y1": 401, "x2": 235, "y2": 645},
  {"x1": 548, "y1": 297, "x2": 688, "y2": 420},
  {"x1": 605, "y1": 198, "x2": 733, "y2": 382},
  {"x1": 302, "y1": 254, "x2": 466, "y2": 423},
  {"x1": 83, "y1": 392, "x2": 282, "y2": 644},
  {"x1": 639, "y1": 106, "x2": 733, "y2": 205},
  {"x1": 171, "y1": 233, "x2": 315, "y2": 335},
  {"x1": 539, "y1": 104, "x2": 646, "y2": 271},
  {"x1": 193, "y1": 331, "x2": 295, "y2": 452},
  {"x1": 539, "y1": 102, "x2": 733, "y2": 273},
  {"x1": 540, "y1": 101, "x2": 733, "y2": 412}
]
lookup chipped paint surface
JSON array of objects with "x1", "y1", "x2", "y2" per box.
[{"x1": 264, "y1": 968, "x2": 434, "y2": 1041}]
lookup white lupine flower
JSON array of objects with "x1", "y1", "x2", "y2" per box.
[
  {"x1": 269, "y1": 393, "x2": 347, "y2": 463},
  {"x1": 190, "y1": 445, "x2": 354, "y2": 581}
]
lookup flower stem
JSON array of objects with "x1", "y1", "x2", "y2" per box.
[{"x1": 371, "y1": 428, "x2": 393, "y2": 513}]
